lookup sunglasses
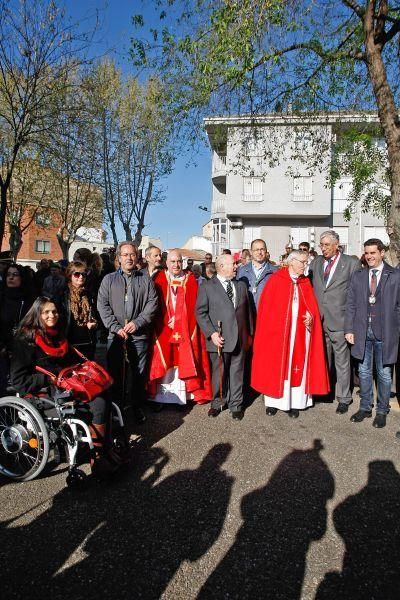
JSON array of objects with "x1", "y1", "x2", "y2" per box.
[{"x1": 72, "y1": 271, "x2": 87, "y2": 278}]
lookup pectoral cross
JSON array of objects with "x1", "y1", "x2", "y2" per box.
[
  {"x1": 172, "y1": 332, "x2": 181, "y2": 341},
  {"x1": 293, "y1": 365, "x2": 301, "y2": 374}
]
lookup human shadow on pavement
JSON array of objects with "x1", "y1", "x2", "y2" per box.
[
  {"x1": 199, "y1": 439, "x2": 334, "y2": 600},
  {"x1": 2, "y1": 443, "x2": 233, "y2": 600},
  {"x1": 316, "y1": 460, "x2": 400, "y2": 600}
]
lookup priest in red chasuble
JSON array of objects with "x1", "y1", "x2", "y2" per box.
[
  {"x1": 148, "y1": 249, "x2": 212, "y2": 405},
  {"x1": 251, "y1": 250, "x2": 329, "y2": 418}
]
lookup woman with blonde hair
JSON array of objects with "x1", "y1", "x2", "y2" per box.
[{"x1": 61, "y1": 261, "x2": 98, "y2": 359}]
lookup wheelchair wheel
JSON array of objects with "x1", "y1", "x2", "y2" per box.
[{"x1": 0, "y1": 397, "x2": 50, "y2": 481}]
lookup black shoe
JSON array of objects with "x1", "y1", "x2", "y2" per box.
[
  {"x1": 265, "y1": 407, "x2": 278, "y2": 416},
  {"x1": 395, "y1": 431, "x2": 400, "y2": 440},
  {"x1": 336, "y1": 403, "x2": 349, "y2": 414},
  {"x1": 373, "y1": 414, "x2": 386, "y2": 428},
  {"x1": 133, "y1": 407, "x2": 146, "y2": 424},
  {"x1": 288, "y1": 409, "x2": 299, "y2": 418},
  {"x1": 350, "y1": 409, "x2": 372, "y2": 423},
  {"x1": 231, "y1": 410, "x2": 244, "y2": 421},
  {"x1": 208, "y1": 407, "x2": 220, "y2": 417}
]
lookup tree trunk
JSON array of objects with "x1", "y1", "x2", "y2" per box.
[
  {"x1": 134, "y1": 222, "x2": 144, "y2": 248},
  {"x1": 56, "y1": 233, "x2": 71, "y2": 261},
  {"x1": 363, "y1": 4, "x2": 400, "y2": 263},
  {"x1": 123, "y1": 225, "x2": 132, "y2": 241},
  {"x1": 9, "y1": 224, "x2": 23, "y2": 260},
  {"x1": 0, "y1": 183, "x2": 8, "y2": 253}
]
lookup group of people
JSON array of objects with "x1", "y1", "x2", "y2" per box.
[{"x1": 1, "y1": 230, "x2": 399, "y2": 480}]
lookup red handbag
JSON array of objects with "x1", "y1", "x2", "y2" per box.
[{"x1": 36, "y1": 347, "x2": 113, "y2": 403}]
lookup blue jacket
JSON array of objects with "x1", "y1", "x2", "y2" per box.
[
  {"x1": 345, "y1": 262, "x2": 400, "y2": 364},
  {"x1": 237, "y1": 261, "x2": 277, "y2": 310}
]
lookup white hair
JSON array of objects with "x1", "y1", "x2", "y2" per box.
[
  {"x1": 285, "y1": 250, "x2": 308, "y2": 265},
  {"x1": 320, "y1": 230, "x2": 339, "y2": 243}
]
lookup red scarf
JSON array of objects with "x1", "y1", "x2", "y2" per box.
[{"x1": 34, "y1": 327, "x2": 69, "y2": 357}]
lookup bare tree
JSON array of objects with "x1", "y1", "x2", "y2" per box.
[
  {"x1": 0, "y1": 0, "x2": 93, "y2": 250},
  {"x1": 87, "y1": 61, "x2": 174, "y2": 246},
  {"x1": 7, "y1": 155, "x2": 49, "y2": 259}
]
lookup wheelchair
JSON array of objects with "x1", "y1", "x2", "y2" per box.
[{"x1": 0, "y1": 387, "x2": 128, "y2": 486}]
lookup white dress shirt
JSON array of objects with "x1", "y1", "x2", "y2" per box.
[
  {"x1": 323, "y1": 252, "x2": 341, "y2": 286},
  {"x1": 369, "y1": 262, "x2": 384, "y2": 291}
]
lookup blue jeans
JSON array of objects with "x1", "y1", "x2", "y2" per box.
[{"x1": 358, "y1": 325, "x2": 392, "y2": 414}]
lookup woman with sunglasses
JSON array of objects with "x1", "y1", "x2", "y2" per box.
[{"x1": 61, "y1": 261, "x2": 98, "y2": 359}]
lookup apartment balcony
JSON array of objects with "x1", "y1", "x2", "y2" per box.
[
  {"x1": 211, "y1": 195, "x2": 226, "y2": 215},
  {"x1": 212, "y1": 154, "x2": 227, "y2": 183}
]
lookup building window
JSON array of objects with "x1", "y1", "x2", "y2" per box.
[
  {"x1": 364, "y1": 227, "x2": 389, "y2": 245},
  {"x1": 243, "y1": 227, "x2": 261, "y2": 249},
  {"x1": 292, "y1": 176, "x2": 313, "y2": 202},
  {"x1": 35, "y1": 212, "x2": 50, "y2": 226},
  {"x1": 333, "y1": 178, "x2": 353, "y2": 213},
  {"x1": 290, "y1": 227, "x2": 309, "y2": 248},
  {"x1": 243, "y1": 177, "x2": 263, "y2": 202},
  {"x1": 332, "y1": 227, "x2": 349, "y2": 254},
  {"x1": 212, "y1": 218, "x2": 229, "y2": 254},
  {"x1": 35, "y1": 240, "x2": 51, "y2": 253}
]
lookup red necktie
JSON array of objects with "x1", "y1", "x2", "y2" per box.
[
  {"x1": 370, "y1": 269, "x2": 378, "y2": 295},
  {"x1": 323, "y1": 258, "x2": 334, "y2": 284}
]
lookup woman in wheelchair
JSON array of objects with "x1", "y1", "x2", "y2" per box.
[{"x1": 10, "y1": 296, "x2": 118, "y2": 479}]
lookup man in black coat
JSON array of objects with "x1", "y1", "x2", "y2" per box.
[
  {"x1": 345, "y1": 238, "x2": 400, "y2": 428},
  {"x1": 196, "y1": 253, "x2": 253, "y2": 420}
]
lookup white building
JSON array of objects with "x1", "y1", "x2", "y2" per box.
[{"x1": 205, "y1": 112, "x2": 389, "y2": 261}]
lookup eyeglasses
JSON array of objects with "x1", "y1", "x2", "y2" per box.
[
  {"x1": 72, "y1": 271, "x2": 87, "y2": 278},
  {"x1": 7, "y1": 271, "x2": 21, "y2": 277},
  {"x1": 293, "y1": 258, "x2": 308, "y2": 265},
  {"x1": 299, "y1": 247, "x2": 308, "y2": 251}
]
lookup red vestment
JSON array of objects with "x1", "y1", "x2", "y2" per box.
[
  {"x1": 149, "y1": 270, "x2": 212, "y2": 404},
  {"x1": 251, "y1": 268, "x2": 329, "y2": 398}
]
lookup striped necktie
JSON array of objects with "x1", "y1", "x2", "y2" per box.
[
  {"x1": 323, "y1": 258, "x2": 334, "y2": 284},
  {"x1": 370, "y1": 269, "x2": 378, "y2": 295},
  {"x1": 226, "y1": 280, "x2": 234, "y2": 303}
]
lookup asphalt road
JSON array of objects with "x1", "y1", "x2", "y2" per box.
[{"x1": 1, "y1": 394, "x2": 400, "y2": 600}]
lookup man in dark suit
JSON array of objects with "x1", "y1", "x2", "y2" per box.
[
  {"x1": 345, "y1": 238, "x2": 400, "y2": 429},
  {"x1": 310, "y1": 230, "x2": 359, "y2": 414},
  {"x1": 196, "y1": 253, "x2": 253, "y2": 420},
  {"x1": 236, "y1": 238, "x2": 277, "y2": 311}
]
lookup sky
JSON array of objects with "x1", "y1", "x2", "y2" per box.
[{"x1": 63, "y1": 0, "x2": 212, "y2": 249}]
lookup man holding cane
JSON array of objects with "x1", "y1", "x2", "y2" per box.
[
  {"x1": 196, "y1": 254, "x2": 253, "y2": 420},
  {"x1": 97, "y1": 241, "x2": 158, "y2": 423}
]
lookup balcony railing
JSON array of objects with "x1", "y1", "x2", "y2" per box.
[
  {"x1": 211, "y1": 196, "x2": 226, "y2": 213},
  {"x1": 242, "y1": 193, "x2": 263, "y2": 202},
  {"x1": 212, "y1": 154, "x2": 227, "y2": 174}
]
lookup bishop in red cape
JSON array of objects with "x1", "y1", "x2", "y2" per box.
[
  {"x1": 251, "y1": 250, "x2": 329, "y2": 414},
  {"x1": 148, "y1": 249, "x2": 212, "y2": 405}
]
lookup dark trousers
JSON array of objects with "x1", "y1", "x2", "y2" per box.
[
  {"x1": 107, "y1": 335, "x2": 149, "y2": 409},
  {"x1": 209, "y1": 344, "x2": 246, "y2": 413}
]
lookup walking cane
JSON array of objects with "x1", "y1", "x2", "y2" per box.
[
  {"x1": 121, "y1": 318, "x2": 130, "y2": 407},
  {"x1": 217, "y1": 320, "x2": 223, "y2": 407}
]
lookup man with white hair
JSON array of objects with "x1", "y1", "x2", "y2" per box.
[
  {"x1": 310, "y1": 230, "x2": 359, "y2": 414},
  {"x1": 148, "y1": 249, "x2": 212, "y2": 406},
  {"x1": 196, "y1": 253, "x2": 253, "y2": 420}
]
